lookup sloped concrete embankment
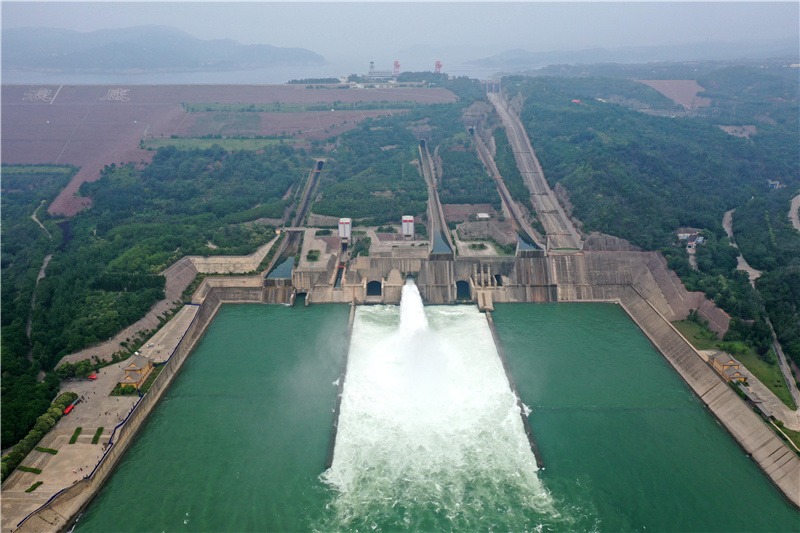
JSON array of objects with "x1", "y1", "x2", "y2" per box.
[
  {"x1": 16, "y1": 286, "x2": 253, "y2": 532},
  {"x1": 551, "y1": 251, "x2": 729, "y2": 335},
  {"x1": 187, "y1": 236, "x2": 279, "y2": 274},
  {"x1": 192, "y1": 276, "x2": 264, "y2": 304},
  {"x1": 56, "y1": 257, "x2": 199, "y2": 367},
  {"x1": 618, "y1": 285, "x2": 800, "y2": 509}
]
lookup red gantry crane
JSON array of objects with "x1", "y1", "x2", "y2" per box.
[
  {"x1": 434, "y1": 61, "x2": 442, "y2": 74},
  {"x1": 393, "y1": 61, "x2": 401, "y2": 75}
]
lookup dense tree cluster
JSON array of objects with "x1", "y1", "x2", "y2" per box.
[
  {"x1": 1, "y1": 391, "x2": 78, "y2": 481},
  {"x1": 734, "y1": 189, "x2": 800, "y2": 365},
  {"x1": 1, "y1": 166, "x2": 76, "y2": 448},
  {"x1": 3, "y1": 145, "x2": 308, "y2": 448},
  {"x1": 512, "y1": 75, "x2": 787, "y2": 249},
  {"x1": 312, "y1": 118, "x2": 427, "y2": 223},
  {"x1": 732, "y1": 191, "x2": 800, "y2": 272},
  {"x1": 493, "y1": 128, "x2": 533, "y2": 210},
  {"x1": 438, "y1": 142, "x2": 501, "y2": 210}
]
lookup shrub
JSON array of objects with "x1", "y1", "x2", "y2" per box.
[
  {"x1": 0, "y1": 391, "x2": 78, "y2": 482},
  {"x1": 69, "y1": 427, "x2": 82, "y2": 444},
  {"x1": 18, "y1": 466, "x2": 42, "y2": 474},
  {"x1": 35, "y1": 447, "x2": 58, "y2": 455},
  {"x1": 110, "y1": 384, "x2": 138, "y2": 396},
  {"x1": 25, "y1": 481, "x2": 43, "y2": 492},
  {"x1": 92, "y1": 428, "x2": 104, "y2": 445}
]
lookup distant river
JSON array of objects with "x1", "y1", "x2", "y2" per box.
[
  {"x1": 74, "y1": 302, "x2": 799, "y2": 532},
  {"x1": 2, "y1": 63, "x2": 498, "y2": 85}
]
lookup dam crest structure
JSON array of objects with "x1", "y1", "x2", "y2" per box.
[{"x1": 181, "y1": 227, "x2": 800, "y2": 510}]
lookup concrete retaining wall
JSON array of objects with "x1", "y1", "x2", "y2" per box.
[
  {"x1": 553, "y1": 251, "x2": 729, "y2": 336},
  {"x1": 17, "y1": 286, "x2": 262, "y2": 532},
  {"x1": 187, "y1": 236, "x2": 278, "y2": 274},
  {"x1": 192, "y1": 276, "x2": 264, "y2": 304},
  {"x1": 618, "y1": 285, "x2": 800, "y2": 508}
]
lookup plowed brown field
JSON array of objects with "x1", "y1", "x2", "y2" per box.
[
  {"x1": 2, "y1": 84, "x2": 455, "y2": 216},
  {"x1": 638, "y1": 80, "x2": 711, "y2": 109}
]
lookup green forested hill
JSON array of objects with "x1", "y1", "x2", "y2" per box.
[
  {"x1": 734, "y1": 189, "x2": 800, "y2": 365},
  {"x1": 2, "y1": 145, "x2": 310, "y2": 448},
  {"x1": 1, "y1": 166, "x2": 76, "y2": 448},
  {"x1": 512, "y1": 75, "x2": 793, "y2": 249},
  {"x1": 510, "y1": 73, "x2": 799, "y2": 368}
]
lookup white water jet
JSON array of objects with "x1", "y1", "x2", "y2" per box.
[{"x1": 320, "y1": 279, "x2": 559, "y2": 531}]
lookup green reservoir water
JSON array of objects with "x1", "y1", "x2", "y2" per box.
[
  {"x1": 75, "y1": 300, "x2": 799, "y2": 532},
  {"x1": 75, "y1": 304, "x2": 350, "y2": 532},
  {"x1": 492, "y1": 303, "x2": 799, "y2": 532}
]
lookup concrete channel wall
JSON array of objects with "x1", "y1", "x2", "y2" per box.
[
  {"x1": 192, "y1": 276, "x2": 265, "y2": 304},
  {"x1": 16, "y1": 286, "x2": 254, "y2": 532},
  {"x1": 617, "y1": 285, "x2": 800, "y2": 508}
]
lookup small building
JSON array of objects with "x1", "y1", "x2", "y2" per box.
[
  {"x1": 118, "y1": 355, "x2": 154, "y2": 389},
  {"x1": 686, "y1": 233, "x2": 705, "y2": 249},
  {"x1": 708, "y1": 352, "x2": 746, "y2": 383},
  {"x1": 767, "y1": 179, "x2": 781, "y2": 190},
  {"x1": 739, "y1": 386, "x2": 775, "y2": 420},
  {"x1": 476, "y1": 213, "x2": 491, "y2": 220},
  {"x1": 339, "y1": 218, "x2": 352, "y2": 242}
]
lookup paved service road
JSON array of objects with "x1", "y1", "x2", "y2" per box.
[
  {"x1": 790, "y1": 194, "x2": 800, "y2": 232},
  {"x1": 489, "y1": 92, "x2": 582, "y2": 251},
  {"x1": 722, "y1": 209, "x2": 761, "y2": 286}
]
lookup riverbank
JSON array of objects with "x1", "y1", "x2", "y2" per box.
[{"x1": 5, "y1": 288, "x2": 229, "y2": 532}]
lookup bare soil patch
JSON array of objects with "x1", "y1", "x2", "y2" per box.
[
  {"x1": 638, "y1": 80, "x2": 711, "y2": 109},
  {"x1": 718, "y1": 125, "x2": 757, "y2": 138},
  {"x1": 179, "y1": 109, "x2": 399, "y2": 140},
  {"x1": 442, "y1": 203, "x2": 498, "y2": 222},
  {"x1": 2, "y1": 84, "x2": 455, "y2": 217}
]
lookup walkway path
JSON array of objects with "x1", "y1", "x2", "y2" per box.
[
  {"x1": 698, "y1": 350, "x2": 799, "y2": 431},
  {"x1": 722, "y1": 209, "x2": 761, "y2": 286},
  {"x1": 488, "y1": 92, "x2": 582, "y2": 251},
  {"x1": 790, "y1": 194, "x2": 800, "y2": 232},
  {"x1": 30, "y1": 200, "x2": 52, "y2": 239},
  {"x1": 56, "y1": 236, "x2": 278, "y2": 367},
  {"x1": 27, "y1": 201, "x2": 54, "y2": 378}
]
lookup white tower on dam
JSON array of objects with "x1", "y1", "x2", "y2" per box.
[
  {"x1": 339, "y1": 218, "x2": 352, "y2": 242},
  {"x1": 402, "y1": 216, "x2": 414, "y2": 238}
]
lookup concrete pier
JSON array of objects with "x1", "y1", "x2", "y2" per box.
[
  {"x1": 325, "y1": 303, "x2": 356, "y2": 469},
  {"x1": 10, "y1": 286, "x2": 267, "y2": 532},
  {"x1": 485, "y1": 311, "x2": 544, "y2": 468}
]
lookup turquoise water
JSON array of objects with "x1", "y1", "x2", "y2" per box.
[
  {"x1": 75, "y1": 304, "x2": 349, "y2": 532},
  {"x1": 321, "y1": 282, "x2": 559, "y2": 531},
  {"x1": 492, "y1": 303, "x2": 799, "y2": 532},
  {"x1": 75, "y1": 301, "x2": 799, "y2": 532},
  {"x1": 267, "y1": 256, "x2": 294, "y2": 279}
]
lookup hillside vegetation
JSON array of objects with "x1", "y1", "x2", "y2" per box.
[
  {"x1": 510, "y1": 73, "x2": 798, "y2": 369},
  {"x1": 2, "y1": 145, "x2": 312, "y2": 448},
  {"x1": 512, "y1": 75, "x2": 782, "y2": 250}
]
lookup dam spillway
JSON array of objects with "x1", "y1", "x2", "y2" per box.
[
  {"x1": 70, "y1": 299, "x2": 799, "y2": 532},
  {"x1": 321, "y1": 281, "x2": 555, "y2": 531}
]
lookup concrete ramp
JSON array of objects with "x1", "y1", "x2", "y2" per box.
[{"x1": 619, "y1": 286, "x2": 800, "y2": 508}]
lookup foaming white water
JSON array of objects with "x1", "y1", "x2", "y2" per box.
[{"x1": 320, "y1": 280, "x2": 559, "y2": 531}]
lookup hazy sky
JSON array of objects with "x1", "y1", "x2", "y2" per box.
[{"x1": 2, "y1": 1, "x2": 798, "y2": 66}]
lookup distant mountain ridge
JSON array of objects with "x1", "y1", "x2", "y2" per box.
[
  {"x1": 2, "y1": 25, "x2": 327, "y2": 72},
  {"x1": 468, "y1": 39, "x2": 799, "y2": 71}
]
